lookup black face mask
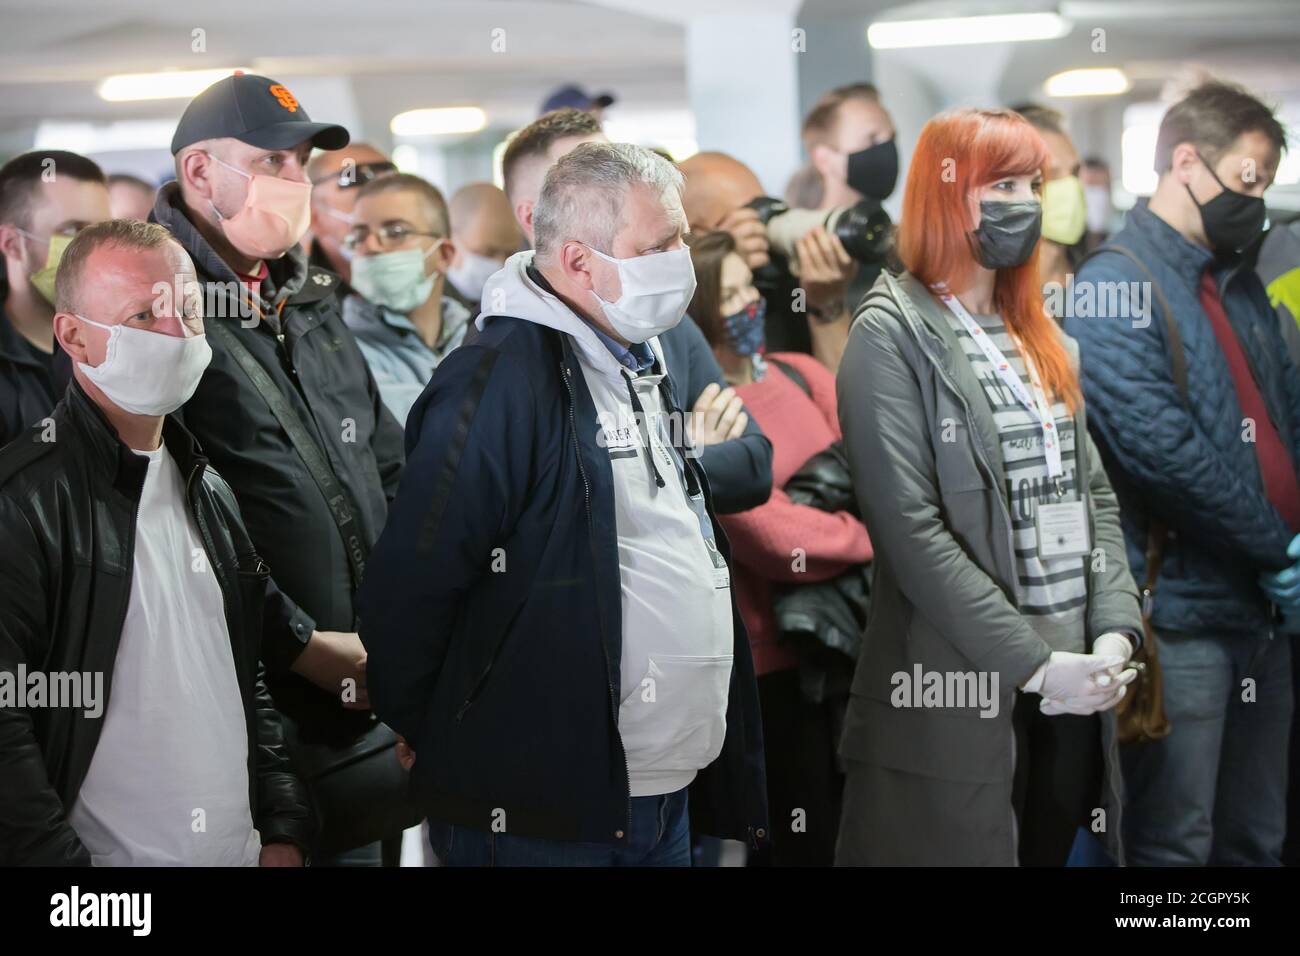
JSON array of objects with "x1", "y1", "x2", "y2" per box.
[
  {"x1": 971, "y1": 200, "x2": 1042, "y2": 269},
  {"x1": 846, "y1": 139, "x2": 898, "y2": 201},
  {"x1": 1187, "y1": 153, "x2": 1267, "y2": 255}
]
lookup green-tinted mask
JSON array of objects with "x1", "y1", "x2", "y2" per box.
[
  {"x1": 26, "y1": 232, "x2": 73, "y2": 306},
  {"x1": 1040, "y1": 175, "x2": 1087, "y2": 246}
]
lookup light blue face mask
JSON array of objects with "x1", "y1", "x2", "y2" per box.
[{"x1": 350, "y1": 241, "x2": 442, "y2": 312}]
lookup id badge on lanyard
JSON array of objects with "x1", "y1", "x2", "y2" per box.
[{"x1": 936, "y1": 290, "x2": 1089, "y2": 559}]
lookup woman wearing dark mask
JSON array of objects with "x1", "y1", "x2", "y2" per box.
[
  {"x1": 685, "y1": 230, "x2": 872, "y2": 866},
  {"x1": 833, "y1": 109, "x2": 1143, "y2": 866}
]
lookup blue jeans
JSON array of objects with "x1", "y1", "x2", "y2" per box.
[
  {"x1": 427, "y1": 789, "x2": 691, "y2": 867},
  {"x1": 1121, "y1": 630, "x2": 1293, "y2": 865}
]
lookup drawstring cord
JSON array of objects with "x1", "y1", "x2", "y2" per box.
[{"x1": 623, "y1": 372, "x2": 665, "y2": 491}]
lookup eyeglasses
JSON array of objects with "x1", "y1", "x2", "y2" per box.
[
  {"x1": 343, "y1": 222, "x2": 441, "y2": 253},
  {"x1": 310, "y1": 161, "x2": 398, "y2": 189}
]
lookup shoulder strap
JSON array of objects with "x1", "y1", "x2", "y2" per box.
[
  {"x1": 1078, "y1": 244, "x2": 1188, "y2": 405},
  {"x1": 206, "y1": 320, "x2": 369, "y2": 592},
  {"x1": 768, "y1": 356, "x2": 811, "y2": 398}
]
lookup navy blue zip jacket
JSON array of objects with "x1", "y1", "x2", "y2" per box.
[
  {"x1": 1066, "y1": 201, "x2": 1300, "y2": 636},
  {"x1": 357, "y1": 258, "x2": 769, "y2": 847}
]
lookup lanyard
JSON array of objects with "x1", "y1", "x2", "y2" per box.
[{"x1": 937, "y1": 290, "x2": 1065, "y2": 482}]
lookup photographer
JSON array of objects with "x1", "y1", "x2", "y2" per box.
[
  {"x1": 801, "y1": 82, "x2": 901, "y2": 315},
  {"x1": 678, "y1": 151, "x2": 861, "y2": 371}
]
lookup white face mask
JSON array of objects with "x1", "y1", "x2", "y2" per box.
[
  {"x1": 447, "y1": 250, "x2": 504, "y2": 302},
  {"x1": 75, "y1": 315, "x2": 212, "y2": 416},
  {"x1": 1084, "y1": 184, "x2": 1112, "y2": 233},
  {"x1": 586, "y1": 244, "x2": 696, "y2": 343}
]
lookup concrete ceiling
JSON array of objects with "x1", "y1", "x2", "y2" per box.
[{"x1": 1, "y1": 0, "x2": 1297, "y2": 153}]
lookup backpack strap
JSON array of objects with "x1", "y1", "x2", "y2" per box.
[{"x1": 767, "y1": 355, "x2": 811, "y2": 398}]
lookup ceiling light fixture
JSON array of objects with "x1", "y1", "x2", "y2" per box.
[{"x1": 867, "y1": 12, "x2": 1071, "y2": 49}]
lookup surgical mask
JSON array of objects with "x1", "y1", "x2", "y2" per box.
[
  {"x1": 971, "y1": 199, "x2": 1042, "y2": 269},
  {"x1": 587, "y1": 245, "x2": 695, "y2": 343},
  {"x1": 1084, "y1": 184, "x2": 1111, "y2": 233},
  {"x1": 350, "y1": 241, "x2": 442, "y2": 313},
  {"x1": 721, "y1": 298, "x2": 766, "y2": 356},
  {"x1": 75, "y1": 315, "x2": 212, "y2": 416},
  {"x1": 846, "y1": 139, "x2": 899, "y2": 201},
  {"x1": 447, "y1": 250, "x2": 503, "y2": 302},
  {"x1": 207, "y1": 152, "x2": 312, "y2": 261},
  {"x1": 17, "y1": 229, "x2": 72, "y2": 306},
  {"x1": 1040, "y1": 175, "x2": 1087, "y2": 246},
  {"x1": 1187, "y1": 152, "x2": 1267, "y2": 255}
]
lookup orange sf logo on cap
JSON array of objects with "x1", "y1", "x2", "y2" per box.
[{"x1": 269, "y1": 84, "x2": 299, "y2": 113}]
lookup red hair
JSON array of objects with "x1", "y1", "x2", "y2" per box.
[{"x1": 897, "y1": 108, "x2": 1079, "y2": 410}]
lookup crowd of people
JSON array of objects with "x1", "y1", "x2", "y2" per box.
[{"x1": 0, "y1": 67, "x2": 1297, "y2": 869}]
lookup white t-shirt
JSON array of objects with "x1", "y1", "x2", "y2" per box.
[
  {"x1": 579, "y1": 350, "x2": 735, "y2": 798},
  {"x1": 68, "y1": 445, "x2": 261, "y2": 866}
]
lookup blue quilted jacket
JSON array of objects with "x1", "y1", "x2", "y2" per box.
[{"x1": 1066, "y1": 201, "x2": 1300, "y2": 636}]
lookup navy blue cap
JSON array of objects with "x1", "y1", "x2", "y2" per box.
[
  {"x1": 170, "y1": 72, "x2": 350, "y2": 155},
  {"x1": 540, "y1": 84, "x2": 616, "y2": 116}
]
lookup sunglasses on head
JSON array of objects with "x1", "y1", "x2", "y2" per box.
[{"x1": 311, "y1": 161, "x2": 398, "y2": 189}]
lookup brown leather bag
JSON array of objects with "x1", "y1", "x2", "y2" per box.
[{"x1": 1117, "y1": 522, "x2": 1173, "y2": 744}]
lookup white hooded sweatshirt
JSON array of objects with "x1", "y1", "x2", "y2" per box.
[{"x1": 479, "y1": 252, "x2": 734, "y2": 798}]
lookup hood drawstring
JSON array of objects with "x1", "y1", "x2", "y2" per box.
[{"x1": 623, "y1": 372, "x2": 665, "y2": 492}]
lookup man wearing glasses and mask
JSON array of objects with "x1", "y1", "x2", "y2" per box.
[
  {"x1": 305, "y1": 144, "x2": 397, "y2": 286},
  {"x1": 342, "y1": 173, "x2": 471, "y2": 425}
]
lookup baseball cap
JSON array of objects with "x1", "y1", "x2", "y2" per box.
[
  {"x1": 540, "y1": 84, "x2": 616, "y2": 116},
  {"x1": 170, "y1": 72, "x2": 350, "y2": 155}
]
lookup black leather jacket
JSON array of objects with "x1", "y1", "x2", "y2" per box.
[{"x1": 0, "y1": 382, "x2": 314, "y2": 864}]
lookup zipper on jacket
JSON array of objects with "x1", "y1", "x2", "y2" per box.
[
  {"x1": 454, "y1": 626, "x2": 517, "y2": 722},
  {"x1": 561, "y1": 357, "x2": 632, "y2": 837}
]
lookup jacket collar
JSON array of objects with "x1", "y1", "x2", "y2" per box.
[
  {"x1": 880, "y1": 271, "x2": 1012, "y2": 493},
  {"x1": 1122, "y1": 200, "x2": 1215, "y2": 285},
  {"x1": 150, "y1": 181, "x2": 313, "y2": 326},
  {"x1": 63, "y1": 379, "x2": 209, "y2": 497}
]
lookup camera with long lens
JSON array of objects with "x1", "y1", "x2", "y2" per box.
[{"x1": 745, "y1": 195, "x2": 893, "y2": 267}]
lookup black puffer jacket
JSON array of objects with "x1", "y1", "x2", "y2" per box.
[{"x1": 0, "y1": 382, "x2": 314, "y2": 864}]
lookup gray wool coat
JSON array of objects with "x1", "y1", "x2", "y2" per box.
[{"x1": 834, "y1": 270, "x2": 1143, "y2": 866}]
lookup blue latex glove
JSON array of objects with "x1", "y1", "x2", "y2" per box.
[{"x1": 1260, "y1": 534, "x2": 1300, "y2": 605}]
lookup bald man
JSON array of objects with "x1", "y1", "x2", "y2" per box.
[
  {"x1": 306, "y1": 143, "x2": 396, "y2": 283},
  {"x1": 678, "y1": 151, "x2": 853, "y2": 367},
  {"x1": 446, "y1": 182, "x2": 524, "y2": 303}
]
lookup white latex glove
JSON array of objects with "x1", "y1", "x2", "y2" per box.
[
  {"x1": 1023, "y1": 649, "x2": 1126, "y2": 704},
  {"x1": 1091, "y1": 632, "x2": 1134, "y2": 687},
  {"x1": 1040, "y1": 674, "x2": 1135, "y2": 716}
]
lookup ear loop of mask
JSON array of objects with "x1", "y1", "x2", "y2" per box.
[{"x1": 205, "y1": 152, "x2": 252, "y2": 223}]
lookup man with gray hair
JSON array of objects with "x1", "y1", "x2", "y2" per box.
[{"x1": 359, "y1": 141, "x2": 769, "y2": 867}]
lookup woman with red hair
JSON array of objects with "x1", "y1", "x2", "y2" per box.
[{"x1": 834, "y1": 108, "x2": 1143, "y2": 866}]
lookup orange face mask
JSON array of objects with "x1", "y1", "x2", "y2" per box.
[{"x1": 207, "y1": 152, "x2": 312, "y2": 260}]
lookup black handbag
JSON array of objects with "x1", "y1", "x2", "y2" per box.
[
  {"x1": 766, "y1": 358, "x2": 871, "y2": 704},
  {"x1": 208, "y1": 318, "x2": 422, "y2": 855}
]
